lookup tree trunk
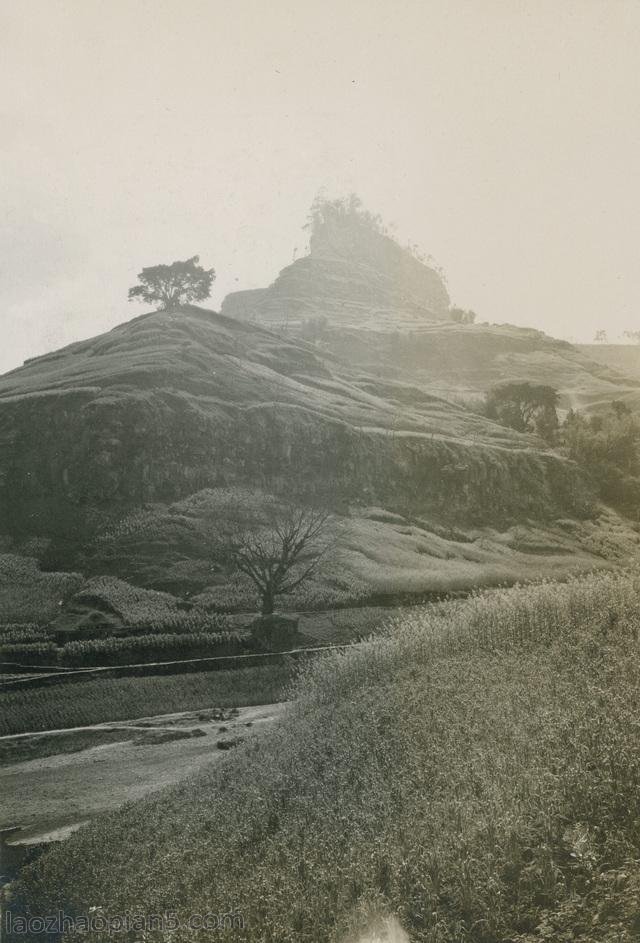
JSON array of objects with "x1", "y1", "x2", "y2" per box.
[{"x1": 261, "y1": 588, "x2": 275, "y2": 616}]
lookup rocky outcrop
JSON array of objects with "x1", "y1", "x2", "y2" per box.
[{"x1": 222, "y1": 210, "x2": 451, "y2": 329}]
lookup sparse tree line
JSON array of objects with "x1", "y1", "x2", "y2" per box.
[{"x1": 594, "y1": 329, "x2": 640, "y2": 343}]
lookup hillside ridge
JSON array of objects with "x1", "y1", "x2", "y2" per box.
[{"x1": 0, "y1": 304, "x2": 592, "y2": 563}]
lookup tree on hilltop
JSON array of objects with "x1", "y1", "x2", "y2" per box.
[
  {"x1": 128, "y1": 256, "x2": 215, "y2": 310},
  {"x1": 305, "y1": 192, "x2": 387, "y2": 238}
]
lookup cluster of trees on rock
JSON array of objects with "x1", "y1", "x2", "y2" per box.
[
  {"x1": 304, "y1": 192, "x2": 448, "y2": 275},
  {"x1": 305, "y1": 192, "x2": 388, "y2": 238}
]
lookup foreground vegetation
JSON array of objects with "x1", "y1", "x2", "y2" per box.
[
  {"x1": 14, "y1": 571, "x2": 640, "y2": 941},
  {"x1": 0, "y1": 663, "x2": 293, "y2": 736}
]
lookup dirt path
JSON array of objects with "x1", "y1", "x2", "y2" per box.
[
  {"x1": 0, "y1": 703, "x2": 285, "y2": 845},
  {"x1": 0, "y1": 704, "x2": 277, "y2": 741}
]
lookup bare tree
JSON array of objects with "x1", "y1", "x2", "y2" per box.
[{"x1": 225, "y1": 505, "x2": 331, "y2": 615}]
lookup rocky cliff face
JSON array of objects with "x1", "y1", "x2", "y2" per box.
[{"x1": 222, "y1": 209, "x2": 451, "y2": 329}]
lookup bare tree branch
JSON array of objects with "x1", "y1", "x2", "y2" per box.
[{"x1": 223, "y1": 504, "x2": 331, "y2": 615}]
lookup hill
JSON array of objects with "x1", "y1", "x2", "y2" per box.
[
  {"x1": 221, "y1": 203, "x2": 640, "y2": 416},
  {"x1": 577, "y1": 344, "x2": 640, "y2": 380},
  {"x1": 0, "y1": 305, "x2": 593, "y2": 566},
  {"x1": 294, "y1": 321, "x2": 640, "y2": 415},
  {"x1": 574, "y1": 344, "x2": 640, "y2": 411},
  {"x1": 221, "y1": 196, "x2": 451, "y2": 329},
  {"x1": 2, "y1": 201, "x2": 638, "y2": 591}
]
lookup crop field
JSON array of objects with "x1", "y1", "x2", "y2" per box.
[
  {"x1": 0, "y1": 555, "x2": 82, "y2": 624},
  {"x1": 16, "y1": 571, "x2": 640, "y2": 942},
  {"x1": 0, "y1": 662, "x2": 294, "y2": 736},
  {"x1": 0, "y1": 631, "x2": 254, "y2": 667}
]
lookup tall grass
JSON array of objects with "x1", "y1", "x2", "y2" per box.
[
  {"x1": 0, "y1": 629, "x2": 248, "y2": 666},
  {"x1": 15, "y1": 571, "x2": 640, "y2": 942},
  {"x1": 0, "y1": 623, "x2": 49, "y2": 643},
  {"x1": 56, "y1": 631, "x2": 254, "y2": 666}
]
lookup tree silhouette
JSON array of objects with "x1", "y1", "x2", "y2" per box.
[
  {"x1": 128, "y1": 256, "x2": 215, "y2": 310},
  {"x1": 486, "y1": 381, "x2": 559, "y2": 442},
  {"x1": 224, "y1": 505, "x2": 330, "y2": 616}
]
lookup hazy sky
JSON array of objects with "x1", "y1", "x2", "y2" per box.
[{"x1": 1, "y1": 0, "x2": 639, "y2": 372}]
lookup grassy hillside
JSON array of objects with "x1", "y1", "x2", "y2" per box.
[
  {"x1": 575, "y1": 345, "x2": 640, "y2": 411},
  {"x1": 303, "y1": 322, "x2": 640, "y2": 416},
  {"x1": 0, "y1": 306, "x2": 593, "y2": 568},
  {"x1": 1, "y1": 205, "x2": 636, "y2": 584},
  {"x1": 577, "y1": 344, "x2": 640, "y2": 380},
  {"x1": 17, "y1": 571, "x2": 640, "y2": 942},
  {"x1": 87, "y1": 493, "x2": 639, "y2": 601},
  {"x1": 219, "y1": 203, "x2": 640, "y2": 415},
  {"x1": 5, "y1": 505, "x2": 636, "y2": 658}
]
